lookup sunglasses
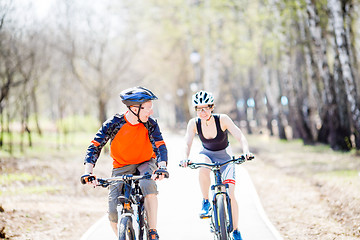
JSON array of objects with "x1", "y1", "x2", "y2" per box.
[{"x1": 195, "y1": 106, "x2": 212, "y2": 112}]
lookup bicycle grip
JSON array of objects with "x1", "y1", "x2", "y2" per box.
[
  {"x1": 247, "y1": 155, "x2": 255, "y2": 161},
  {"x1": 80, "y1": 174, "x2": 96, "y2": 184},
  {"x1": 179, "y1": 159, "x2": 191, "y2": 168},
  {"x1": 154, "y1": 169, "x2": 169, "y2": 178}
]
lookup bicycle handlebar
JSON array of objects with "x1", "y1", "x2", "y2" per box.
[
  {"x1": 79, "y1": 173, "x2": 152, "y2": 188},
  {"x1": 97, "y1": 173, "x2": 153, "y2": 187},
  {"x1": 81, "y1": 170, "x2": 169, "y2": 187},
  {"x1": 185, "y1": 155, "x2": 254, "y2": 170}
]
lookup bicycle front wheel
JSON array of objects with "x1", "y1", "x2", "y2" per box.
[
  {"x1": 215, "y1": 194, "x2": 230, "y2": 240},
  {"x1": 119, "y1": 216, "x2": 135, "y2": 240},
  {"x1": 139, "y1": 207, "x2": 149, "y2": 240}
]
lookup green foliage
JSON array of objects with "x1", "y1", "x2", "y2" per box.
[
  {"x1": 0, "y1": 173, "x2": 62, "y2": 196},
  {"x1": 0, "y1": 130, "x2": 94, "y2": 158},
  {"x1": 0, "y1": 185, "x2": 63, "y2": 196},
  {"x1": 0, "y1": 173, "x2": 45, "y2": 185},
  {"x1": 56, "y1": 115, "x2": 99, "y2": 133},
  {"x1": 314, "y1": 170, "x2": 360, "y2": 188},
  {"x1": 325, "y1": 170, "x2": 359, "y2": 178}
]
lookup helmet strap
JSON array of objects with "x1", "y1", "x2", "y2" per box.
[{"x1": 128, "y1": 104, "x2": 146, "y2": 124}]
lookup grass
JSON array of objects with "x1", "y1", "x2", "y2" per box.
[
  {"x1": 0, "y1": 118, "x2": 99, "y2": 196},
  {"x1": 0, "y1": 114, "x2": 100, "y2": 158},
  {"x1": 315, "y1": 169, "x2": 360, "y2": 180},
  {"x1": 0, "y1": 185, "x2": 63, "y2": 196},
  {"x1": 0, "y1": 173, "x2": 46, "y2": 185},
  {"x1": 0, "y1": 171, "x2": 60, "y2": 196},
  {"x1": 239, "y1": 133, "x2": 360, "y2": 177},
  {"x1": 2, "y1": 130, "x2": 360, "y2": 197},
  {"x1": 0, "y1": 131, "x2": 95, "y2": 159}
]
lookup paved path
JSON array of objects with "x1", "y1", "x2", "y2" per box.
[{"x1": 80, "y1": 133, "x2": 283, "y2": 240}]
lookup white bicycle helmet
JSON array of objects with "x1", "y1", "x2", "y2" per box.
[{"x1": 192, "y1": 90, "x2": 214, "y2": 107}]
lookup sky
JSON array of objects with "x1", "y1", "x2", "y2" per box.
[
  {"x1": 32, "y1": 0, "x2": 53, "y2": 19},
  {"x1": 9, "y1": 0, "x2": 54, "y2": 20}
]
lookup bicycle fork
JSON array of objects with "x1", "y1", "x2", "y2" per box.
[
  {"x1": 118, "y1": 199, "x2": 144, "y2": 239},
  {"x1": 211, "y1": 185, "x2": 234, "y2": 234}
]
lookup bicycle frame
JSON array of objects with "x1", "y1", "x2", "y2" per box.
[
  {"x1": 98, "y1": 174, "x2": 150, "y2": 240},
  {"x1": 82, "y1": 169, "x2": 169, "y2": 240},
  {"x1": 118, "y1": 177, "x2": 144, "y2": 239},
  {"x1": 210, "y1": 165, "x2": 234, "y2": 235},
  {"x1": 187, "y1": 156, "x2": 250, "y2": 239}
]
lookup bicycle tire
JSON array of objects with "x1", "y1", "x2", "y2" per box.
[
  {"x1": 216, "y1": 194, "x2": 230, "y2": 240},
  {"x1": 119, "y1": 216, "x2": 135, "y2": 240},
  {"x1": 139, "y1": 207, "x2": 149, "y2": 240}
]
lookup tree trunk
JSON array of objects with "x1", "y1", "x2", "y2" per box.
[
  {"x1": 297, "y1": 7, "x2": 319, "y2": 142},
  {"x1": 332, "y1": 51, "x2": 352, "y2": 150},
  {"x1": 31, "y1": 88, "x2": 42, "y2": 136},
  {"x1": 265, "y1": 97, "x2": 274, "y2": 136},
  {"x1": 343, "y1": 1, "x2": 360, "y2": 102},
  {"x1": 98, "y1": 97, "x2": 107, "y2": 124},
  {"x1": 263, "y1": 59, "x2": 275, "y2": 136},
  {"x1": 263, "y1": 55, "x2": 283, "y2": 137},
  {"x1": 304, "y1": 0, "x2": 337, "y2": 145},
  {"x1": 6, "y1": 105, "x2": 12, "y2": 155},
  {"x1": 328, "y1": 0, "x2": 360, "y2": 150},
  {"x1": 0, "y1": 106, "x2": 3, "y2": 148},
  {"x1": 290, "y1": 47, "x2": 314, "y2": 144},
  {"x1": 244, "y1": 68, "x2": 254, "y2": 135}
]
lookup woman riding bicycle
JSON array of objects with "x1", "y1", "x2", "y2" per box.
[
  {"x1": 180, "y1": 90, "x2": 253, "y2": 240},
  {"x1": 82, "y1": 86, "x2": 168, "y2": 240}
]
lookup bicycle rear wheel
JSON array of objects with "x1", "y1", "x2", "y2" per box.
[
  {"x1": 215, "y1": 194, "x2": 230, "y2": 240},
  {"x1": 119, "y1": 216, "x2": 135, "y2": 240}
]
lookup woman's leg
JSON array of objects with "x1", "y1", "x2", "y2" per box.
[
  {"x1": 198, "y1": 154, "x2": 212, "y2": 199},
  {"x1": 228, "y1": 183, "x2": 239, "y2": 229}
]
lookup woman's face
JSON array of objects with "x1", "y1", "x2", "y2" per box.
[{"x1": 195, "y1": 104, "x2": 213, "y2": 120}]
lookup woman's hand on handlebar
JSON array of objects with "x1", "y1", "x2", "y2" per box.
[
  {"x1": 243, "y1": 152, "x2": 254, "y2": 161},
  {"x1": 179, "y1": 159, "x2": 191, "y2": 168}
]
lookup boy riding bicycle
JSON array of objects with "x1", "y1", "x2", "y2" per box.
[
  {"x1": 82, "y1": 86, "x2": 168, "y2": 240},
  {"x1": 180, "y1": 90, "x2": 253, "y2": 240}
]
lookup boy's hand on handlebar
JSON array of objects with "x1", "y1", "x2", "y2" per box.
[
  {"x1": 152, "y1": 162, "x2": 169, "y2": 180},
  {"x1": 80, "y1": 173, "x2": 97, "y2": 187}
]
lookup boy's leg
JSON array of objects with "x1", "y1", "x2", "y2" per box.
[
  {"x1": 144, "y1": 193, "x2": 158, "y2": 229},
  {"x1": 138, "y1": 159, "x2": 158, "y2": 229}
]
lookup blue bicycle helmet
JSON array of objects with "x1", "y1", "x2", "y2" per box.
[{"x1": 120, "y1": 86, "x2": 158, "y2": 106}]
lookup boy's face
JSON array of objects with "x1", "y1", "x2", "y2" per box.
[{"x1": 132, "y1": 101, "x2": 153, "y2": 122}]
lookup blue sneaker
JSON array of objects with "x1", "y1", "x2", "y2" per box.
[
  {"x1": 232, "y1": 229, "x2": 243, "y2": 240},
  {"x1": 199, "y1": 199, "x2": 211, "y2": 218}
]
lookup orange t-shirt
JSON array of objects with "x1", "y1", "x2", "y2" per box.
[{"x1": 110, "y1": 116, "x2": 156, "y2": 168}]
